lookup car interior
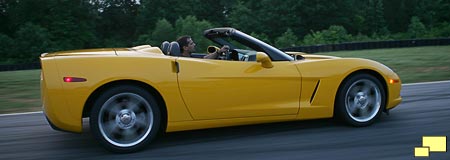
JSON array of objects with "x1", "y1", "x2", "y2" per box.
[{"x1": 160, "y1": 39, "x2": 257, "y2": 61}]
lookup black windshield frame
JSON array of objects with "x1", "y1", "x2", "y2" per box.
[{"x1": 204, "y1": 28, "x2": 294, "y2": 61}]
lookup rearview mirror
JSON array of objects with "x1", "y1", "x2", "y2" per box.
[{"x1": 256, "y1": 52, "x2": 273, "y2": 68}]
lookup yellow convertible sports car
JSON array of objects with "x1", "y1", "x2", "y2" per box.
[{"x1": 40, "y1": 28, "x2": 402, "y2": 152}]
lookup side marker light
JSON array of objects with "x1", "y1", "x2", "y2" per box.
[
  {"x1": 63, "y1": 77, "x2": 87, "y2": 82},
  {"x1": 389, "y1": 79, "x2": 399, "y2": 84}
]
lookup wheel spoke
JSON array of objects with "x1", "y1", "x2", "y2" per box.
[
  {"x1": 105, "y1": 103, "x2": 121, "y2": 116},
  {"x1": 362, "y1": 85, "x2": 371, "y2": 95},
  {"x1": 348, "y1": 86, "x2": 360, "y2": 97},
  {"x1": 104, "y1": 121, "x2": 120, "y2": 134},
  {"x1": 347, "y1": 103, "x2": 357, "y2": 114},
  {"x1": 127, "y1": 98, "x2": 142, "y2": 112},
  {"x1": 366, "y1": 96, "x2": 374, "y2": 107},
  {"x1": 359, "y1": 107, "x2": 369, "y2": 117},
  {"x1": 135, "y1": 112, "x2": 149, "y2": 128},
  {"x1": 122, "y1": 128, "x2": 139, "y2": 140}
]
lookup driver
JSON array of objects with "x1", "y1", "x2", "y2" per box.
[{"x1": 176, "y1": 35, "x2": 229, "y2": 59}]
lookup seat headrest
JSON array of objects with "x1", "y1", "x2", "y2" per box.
[
  {"x1": 161, "y1": 41, "x2": 170, "y2": 55},
  {"x1": 168, "y1": 41, "x2": 181, "y2": 56}
]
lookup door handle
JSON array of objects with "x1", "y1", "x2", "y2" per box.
[{"x1": 172, "y1": 61, "x2": 180, "y2": 73}]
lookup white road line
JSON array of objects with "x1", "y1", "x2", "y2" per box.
[
  {"x1": 0, "y1": 111, "x2": 42, "y2": 117},
  {"x1": 402, "y1": 80, "x2": 450, "y2": 86},
  {"x1": 1, "y1": 80, "x2": 449, "y2": 117}
]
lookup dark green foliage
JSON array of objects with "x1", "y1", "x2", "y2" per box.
[
  {"x1": 407, "y1": 17, "x2": 427, "y2": 38},
  {"x1": 365, "y1": 0, "x2": 389, "y2": 35},
  {"x1": 431, "y1": 22, "x2": 450, "y2": 37},
  {"x1": 250, "y1": 32, "x2": 272, "y2": 45},
  {"x1": 1, "y1": 0, "x2": 450, "y2": 64},
  {"x1": 274, "y1": 29, "x2": 299, "y2": 48},
  {"x1": 93, "y1": 0, "x2": 139, "y2": 47},
  {"x1": 136, "y1": 18, "x2": 175, "y2": 46},
  {"x1": 303, "y1": 26, "x2": 352, "y2": 45},
  {"x1": 0, "y1": 33, "x2": 14, "y2": 62},
  {"x1": 175, "y1": 16, "x2": 214, "y2": 51},
  {"x1": 152, "y1": 19, "x2": 176, "y2": 44},
  {"x1": 13, "y1": 23, "x2": 52, "y2": 63}
]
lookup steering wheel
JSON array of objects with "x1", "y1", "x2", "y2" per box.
[
  {"x1": 207, "y1": 45, "x2": 229, "y2": 60},
  {"x1": 220, "y1": 48, "x2": 231, "y2": 60}
]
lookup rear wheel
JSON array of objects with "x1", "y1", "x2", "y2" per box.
[
  {"x1": 90, "y1": 85, "x2": 161, "y2": 153},
  {"x1": 335, "y1": 74, "x2": 385, "y2": 127}
]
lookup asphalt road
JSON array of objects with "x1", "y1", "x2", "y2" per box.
[{"x1": 1, "y1": 81, "x2": 449, "y2": 160}]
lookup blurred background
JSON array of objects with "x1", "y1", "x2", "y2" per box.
[{"x1": 1, "y1": 0, "x2": 450, "y2": 64}]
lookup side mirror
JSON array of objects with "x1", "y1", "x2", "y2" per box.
[
  {"x1": 256, "y1": 52, "x2": 273, "y2": 68},
  {"x1": 295, "y1": 55, "x2": 304, "y2": 60}
]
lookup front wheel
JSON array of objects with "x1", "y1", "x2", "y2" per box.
[
  {"x1": 90, "y1": 85, "x2": 161, "y2": 153},
  {"x1": 335, "y1": 74, "x2": 386, "y2": 127}
]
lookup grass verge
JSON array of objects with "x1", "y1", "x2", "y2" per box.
[
  {"x1": 0, "y1": 69, "x2": 41, "y2": 114},
  {"x1": 321, "y1": 45, "x2": 450, "y2": 83}
]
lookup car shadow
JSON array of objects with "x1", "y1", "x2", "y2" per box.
[
  {"x1": 61, "y1": 115, "x2": 397, "y2": 153},
  {"x1": 150, "y1": 118, "x2": 340, "y2": 149},
  {"x1": 66, "y1": 118, "x2": 339, "y2": 152}
]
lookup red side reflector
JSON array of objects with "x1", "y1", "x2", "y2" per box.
[{"x1": 63, "y1": 77, "x2": 87, "y2": 82}]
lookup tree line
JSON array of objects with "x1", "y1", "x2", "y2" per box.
[{"x1": 1, "y1": 0, "x2": 449, "y2": 64}]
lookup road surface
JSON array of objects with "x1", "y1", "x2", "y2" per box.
[{"x1": 1, "y1": 81, "x2": 449, "y2": 159}]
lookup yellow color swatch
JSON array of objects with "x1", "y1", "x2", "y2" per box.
[
  {"x1": 422, "y1": 136, "x2": 447, "y2": 152},
  {"x1": 414, "y1": 147, "x2": 430, "y2": 157}
]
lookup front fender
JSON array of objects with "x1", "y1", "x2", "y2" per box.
[{"x1": 294, "y1": 58, "x2": 401, "y2": 120}]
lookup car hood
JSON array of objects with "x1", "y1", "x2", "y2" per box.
[
  {"x1": 301, "y1": 54, "x2": 340, "y2": 60},
  {"x1": 286, "y1": 51, "x2": 340, "y2": 60}
]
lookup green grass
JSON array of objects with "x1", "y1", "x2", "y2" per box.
[
  {"x1": 321, "y1": 46, "x2": 450, "y2": 83},
  {"x1": 0, "y1": 46, "x2": 449, "y2": 114},
  {"x1": 0, "y1": 69, "x2": 41, "y2": 114}
]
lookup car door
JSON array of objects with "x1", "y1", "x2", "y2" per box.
[{"x1": 176, "y1": 57, "x2": 301, "y2": 120}]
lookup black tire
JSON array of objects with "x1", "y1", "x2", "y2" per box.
[
  {"x1": 90, "y1": 85, "x2": 161, "y2": 153},
  {"x1": 335, "y1": 73, "x2": 386, "y2": 127}
]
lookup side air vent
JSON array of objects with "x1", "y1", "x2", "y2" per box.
[{"x1": 310, "y1": 80, "x2": 320, "y2": 104}]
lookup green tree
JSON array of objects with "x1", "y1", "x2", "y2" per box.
[
  {"x1": 227, "y1": 1, "x2": 258, "y2": 33},
  {"x1": 383, "y1": 0, "x2": 409, "y2": 33},
  {"x1": 228, "y1": 0, "x2": 308, "y2": 38},
  {"x1": 136, "y1": 19, "x2": 175, "y2": 46},
  {"x1": 275, "y1": 28, "x2": 299, "y2": 48},
  {"x1": 175, "y1": 16, "x2": 214, "y2": 51},
  {"x1": 430, "y1": 22, "x2": 450, "y2": 37},
  {"x1": 152, "y1": 19, "x2": 176, "y2": 44},
  {"x1": 364, "y1": 0, "x2": 389, "y2": 35},
  {"x1": 136, "y1": 0, "x2": 234, "y2": 35},
  {"x1": 46, "y1": 3, "x2": 97, "y2": 50},
  {"x1": 14, "y1": 23, "x2": 52, "y2": 63},
  {"x1": 5, "y1": 0, "x2": 98, "y2": 50},
  {"x1": 302, "y1": 25, "x2": 352, "y2": 45},
  {"x1": 435, "y1": 0, "x2": 450, "y2": 23},
  {"x1": 0, "y1": 33, "x2": 14, "y2": 63},
  {"x1": 250, "y1": 32, "x2": 272, "y2": 45},
  {"x1": 93, "y1": 0, "x2": 139, "y2": 47},
  {"x1": 300, "y1": 0, "x2": 358, "y2": 35},
  {"x1": 407, "y1": 16, "x2": 427, "y2": 38},
  {"x1": 383, "y1": 0, "x2": 442, "y2": 34}
]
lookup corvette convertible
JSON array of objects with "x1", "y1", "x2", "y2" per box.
[{"x1": 40, "y1": 27, "x2": 402, "y2": 152}]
